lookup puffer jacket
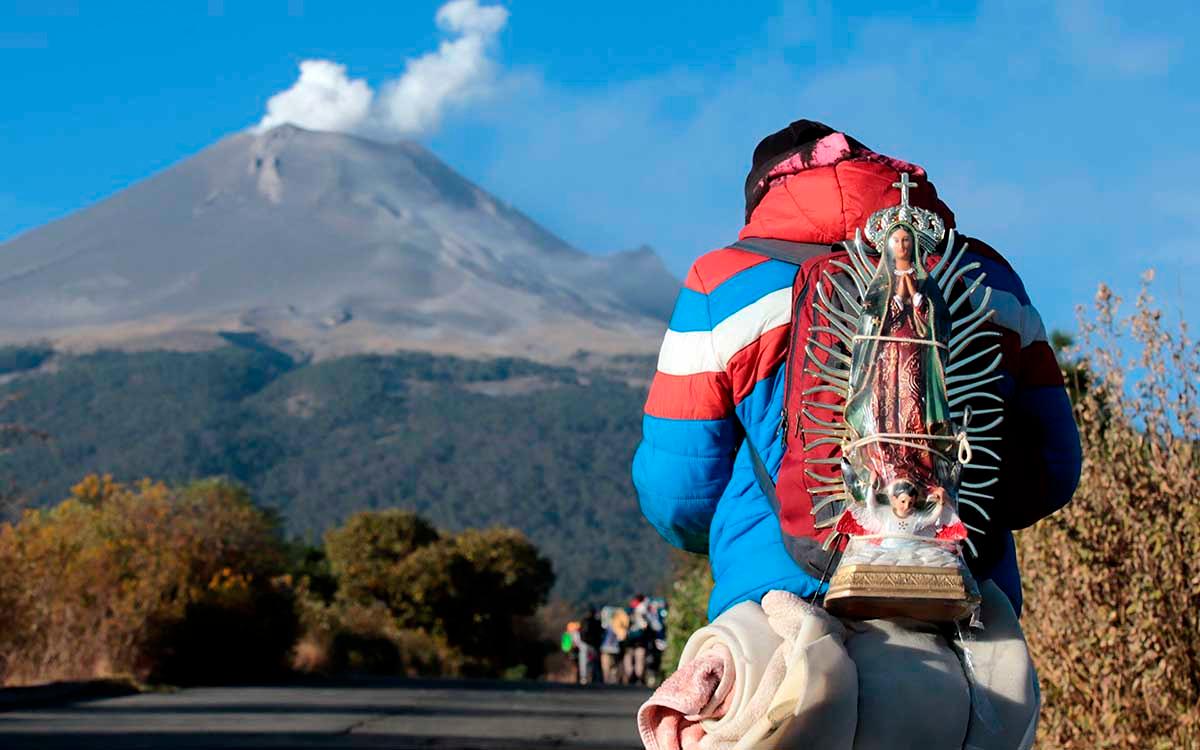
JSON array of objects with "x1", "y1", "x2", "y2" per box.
[{"x1": 632, "y1": 120, "x2": 1081, "y2": 622}]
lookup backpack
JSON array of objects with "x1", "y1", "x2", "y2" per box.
[
  {"x1": 627, "y1": 602, "x2": 649, "y2": 644},
  {"x1": 731, "y1": 235, "x2": 1006, "y2": 584}
]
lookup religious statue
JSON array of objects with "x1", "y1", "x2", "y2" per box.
[{"x1": 808, "y1": 174, "x2": 1001, "y2": 621}]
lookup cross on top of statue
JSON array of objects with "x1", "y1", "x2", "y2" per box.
[
  {"x1": 863, "y1": 171, "x2": 945, "y2": 247},
  {"x1": 893, "y1": 173, "x2": 918, "y2": 205}
]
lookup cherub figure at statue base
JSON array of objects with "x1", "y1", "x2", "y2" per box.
[
  {"x1": 823, "y1": 479, "x2": 979, "y2": 622},
  {"x1": 839, "y1": 480, "x2": 967, "y2": 551}
]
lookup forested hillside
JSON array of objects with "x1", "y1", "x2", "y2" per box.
[{"x1": 0, "y1": 343, "x2": 668, "y2": 604}]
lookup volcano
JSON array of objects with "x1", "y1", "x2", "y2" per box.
[{"x1": 0, "y1": 125, "x2": 678, "y2": 363}]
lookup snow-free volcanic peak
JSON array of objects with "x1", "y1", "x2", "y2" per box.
[{"x1": 0, "y1": 125, "x2": 679, "y2": 362}]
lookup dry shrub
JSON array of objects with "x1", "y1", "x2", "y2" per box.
[
  {"x1": 1017, "y1": 272, "x2": 1199, "y2": 748},
  {"x1": 0, "y1": 476, "x2": 297, "y2": 686},
  {"x1": 291, "y1": 593, "x2": 464, "y2": 677}
]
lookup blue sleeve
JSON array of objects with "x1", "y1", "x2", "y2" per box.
[
  {"x1": 631, "y1": 270, "x2": 738, "y2": 554},
  {"x1": 633, "y1": 415, "x2": 739, "y2": 553}
]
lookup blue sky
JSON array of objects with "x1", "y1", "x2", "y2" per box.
[{"x1": 2, "y1": 0, "x2": 1196, "y2": 336}]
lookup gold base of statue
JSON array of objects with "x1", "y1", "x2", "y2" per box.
[{"x1": 823, "y1": 564, "x2": 980, "y2": 622}]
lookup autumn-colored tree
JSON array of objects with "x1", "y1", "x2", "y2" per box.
[
  {"x1": 0, "y1": 476, "x2": 297, "y2": 686},
  {"x1": 441, "y1": 527, "x2": 555, "y2": 668}
]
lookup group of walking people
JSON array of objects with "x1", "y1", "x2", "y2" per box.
[{"x1": 562, "y1": 594, "x2": 667, "y2": 686}]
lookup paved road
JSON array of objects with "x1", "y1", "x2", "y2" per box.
[{"x1": 0, "y1": 678, "x2": 653, "y2": 749}]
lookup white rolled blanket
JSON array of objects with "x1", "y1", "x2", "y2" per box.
[
  {"x1": 678, "y1": 599, "x2": 782, "y2": 745},
  {"x1": 724, "y1": 590, "x2": 858, "y2": 750},
  {"x1": 673, "y1": 592, "x2": 857, "y2": 750},
  {"x1": 638, "y1": 581, "x2": 1040, "y2": 750}
]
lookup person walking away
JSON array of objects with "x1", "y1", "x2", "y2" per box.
[
  {"x1": 608, "y1": 605, "x2": 631, "y2": 684},
  {"x1": 624, "y1": 594, "x2": 651, "y2": 685},
  {"x1": 643, "y1": 598, "x2": 668, "y2": 688},
  {"x1": 561, "y1": 621, "x2": 582, "y2": 684},
  {"x1": 599, "y1": 606, "x2": 623, "y2": 684},
  {"x1": 580, "y1": 606, "x2": 604, "y2": 685}
]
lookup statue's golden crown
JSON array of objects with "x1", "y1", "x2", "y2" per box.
[{"x1": 862, "y1": 173, "x2": 946, "y2": 250}]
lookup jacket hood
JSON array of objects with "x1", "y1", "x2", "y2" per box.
[{"x1": 740, "y1": 119, "x2": 956, "y2": 246}]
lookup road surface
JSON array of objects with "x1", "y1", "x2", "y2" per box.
[{"x1": 0, "y1": 677, "x2": 653, "y2": 749}]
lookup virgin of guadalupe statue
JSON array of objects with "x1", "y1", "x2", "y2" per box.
[
  {"x1": 839, "y1": 221, "x2": 963, "y2": 535},
  {"x1": 820, "y1": 179, "x2": 979, "y2": 621}
]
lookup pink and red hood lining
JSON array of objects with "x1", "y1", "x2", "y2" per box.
[{"x1": 740, "y1": 121, "x2": 956, "y2": 247}]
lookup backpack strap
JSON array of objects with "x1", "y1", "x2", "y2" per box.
[
  {"x1": 730, "y1": 238, "x2": 837, "y2": 265},
  {"x1": 743, "y1": 436, "x2": 842, "y2": 580},
  {"x1": 732, "y1": 235, "x2": 849, "y2": 581}
]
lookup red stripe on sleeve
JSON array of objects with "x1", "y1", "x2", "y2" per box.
[
  {"x1": 684, "y1": 248, "x2": 771, "y2": 292},
  {"x1": 644, "y1": 370, "x2": 734, "y2": 421},
  {"x1": 1018, "y1": 340, "x2": 1065, "y2": 388},
  {"x1": 727, "y1": 323, "x2": 790, "y2": 405}
]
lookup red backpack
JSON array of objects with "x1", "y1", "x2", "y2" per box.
[{"x1": 730, "y1": 236, "x2": 1004, "y2": 583}]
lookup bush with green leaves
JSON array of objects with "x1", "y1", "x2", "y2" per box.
[{"x1": 321, "y1": 509, "x2": 555, "y2": 676}]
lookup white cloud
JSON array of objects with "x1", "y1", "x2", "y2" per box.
[
  {"x1": 256, "y1": 60, "x2": 374, "y2": 134},
  {"x1": 370, "y1": 0, "x2": 508, "y2": 138},
  {"x1": 255, "y1": 0, "x2": 508, "y2": 139},
  {"x1": 436, "y1": 0, "x2": 508, "y2": 36}
]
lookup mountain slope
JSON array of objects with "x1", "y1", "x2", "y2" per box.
[
  {"x1": 0, "y1": 345, "x2": 668, "y2": 604},
  {"x1": 0, "y1": 125, "x2": 678, "y2": 362}
]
